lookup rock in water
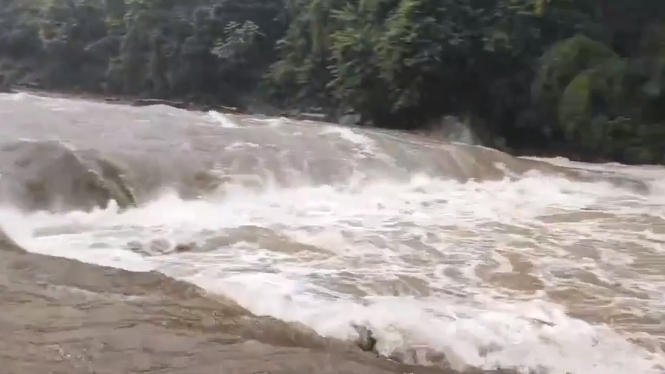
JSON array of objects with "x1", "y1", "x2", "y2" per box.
[
  {"x1": 351, "y1": 324, "x2": 477, "y2": 372},
  {"x1": 0, "y1": 140, "x2": 136, "y2": 212},
  {"x1": 352, "y1": 324, "x2": 378, "y2": 353}
]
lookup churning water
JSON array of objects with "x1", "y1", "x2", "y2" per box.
[{"x1": 0, "y1": 92, "x2": 663, "y2": 374}]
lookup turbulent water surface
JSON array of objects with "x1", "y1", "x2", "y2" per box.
[{"x1": 0, "y1": 92, "x2": 664, "y2": 374}]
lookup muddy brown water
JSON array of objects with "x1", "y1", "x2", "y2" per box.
[
  {"x1": 1, "y1": 241, "x2": 476, "y2": 374},
  {"x1": 0, "y1": 91, "x2": 664, "y2": 374}
]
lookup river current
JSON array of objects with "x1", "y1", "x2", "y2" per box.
[{"x1": 0, "y1": 92, "x2": 663, "y2": 374}]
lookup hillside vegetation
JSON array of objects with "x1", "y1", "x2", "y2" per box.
[{"x1": 1, "y1": 0, "x2": 664, "y2": 163}]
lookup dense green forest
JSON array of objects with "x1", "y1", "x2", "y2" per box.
[{"x1": 0, "y1": 0, "x2": 664, "y2": 163}]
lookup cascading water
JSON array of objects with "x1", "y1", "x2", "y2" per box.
[{"x1": 0, "y1": 92, "x2": 663, "y2": 374}]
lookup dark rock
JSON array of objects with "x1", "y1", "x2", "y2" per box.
[
  {"x1": 174, "y1": 242, "x2": 197, "y2": 252},
  {"x1": 350, "y1": 324, "x2": 483, "y2": 372},
  {"x1": 0, "y1": 140, "x2": 136, "y2": 212},
  {"x1": 352, "y1": 324, "x2": 378, "y2": 353},
  {"x1": 387, "y1": 347, "x2": 449, "y2": 368}
]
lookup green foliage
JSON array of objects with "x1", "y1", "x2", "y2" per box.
[
  {"x1": 534, "y1": 35, "x2": 619, "y2": 111},
  {"x1": 536, "y1": 28, "x2": 665, "y2": 163},
  {"x1": 271, "y1": 0, "x2": 523, "y2": 124},
  {"x1": 0, "y1": 0, "x2": 288, "y2": 103}
]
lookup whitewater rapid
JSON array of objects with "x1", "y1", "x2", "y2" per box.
[{"x1": 0, "y1": 92, "x2": 664, "y2": 374}]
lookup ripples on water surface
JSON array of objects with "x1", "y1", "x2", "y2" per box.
[{"x1": 0, "y1": 92, "x2": 664, "y2": 374}]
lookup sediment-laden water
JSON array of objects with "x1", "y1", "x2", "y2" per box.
[{"x1": 0, "y1": 92, "x2": 663, "y2": 374}]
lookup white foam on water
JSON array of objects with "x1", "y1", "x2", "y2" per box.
[
  {"x1": 206, "y1": 279, "x2": 659, "y2": 373},
  {"x1": 7, "y1": 92, "x2": 34, "y2": 101},
  {"x1": 207, "y1": 110, "x2": 240, "y2": 128},
  {"x1": 249, "y1": 116, "x2": 288, "y2": 127},
  {"x1": 1, "y1": 173, "x2": 665, "y2": 374},
  {"x1": 320, "y1": 125, "x2": 377, "y2": 157}
]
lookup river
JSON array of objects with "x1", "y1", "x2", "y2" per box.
[{"x1": 0, "y1": 92, "x2": 663, "y2": 374}]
